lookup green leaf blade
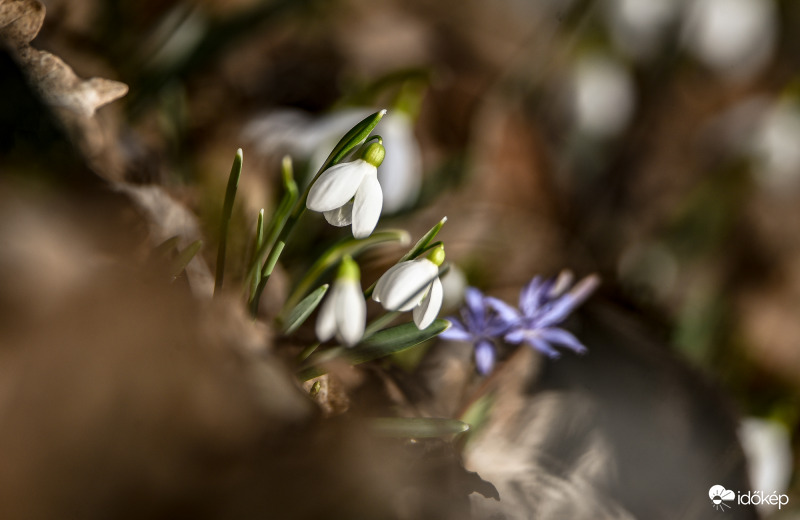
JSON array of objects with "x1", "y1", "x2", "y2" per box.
[
  {"x1": 283, "y1": 284, "x2": 329, "y2": 334},
  {"x1": 322, "y1": 109, "x2": 386, "y2": 171},
  {"x1": 170, "y1": 240, "x2": 203, "y2": 280},
  {"x1": 297, "y1": 319, "x2": 449, "y2": 381},
  {"x1": 214, "y1": 148, "x2": 243, "y2": 295},
  {"x1": 370, "y1": 417, "x2": 469, "y2": 438},
  {"x1": 348, "y1": 318, "x2": 450, "y2": 365},
  {"x1": 400, "y1": 216, "x2": 447, "y2": 262}
]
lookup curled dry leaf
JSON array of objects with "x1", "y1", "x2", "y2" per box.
[
  {"x1": 22, "y1": 50, "x2": 129, "y2": 118},
  {"x1": 0, "y1": 0, "x2": 44, "y2": 46},
  {"x1": 1, "y1": 0, "x2": 128, "y2": 118}
]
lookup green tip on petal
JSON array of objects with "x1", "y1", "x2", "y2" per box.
[
  {"x1": 338, "y1": 255, "x2": 361, "y2": 282},
  {"x1": 426, "y1": 244, "x2": 445, "y2": 266},
  {"x1": 360, "y1": 142, "x2": 386, "y2": 168}
]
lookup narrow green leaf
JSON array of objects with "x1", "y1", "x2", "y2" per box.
[
  {"x1": 170, "y1": 240, "x2": 203, "y2": 280},
  {"x1": 400, "y1": 216, "x2": 447, "y2": 263},
  {"x1": 283, "y1": 284, "x2": 329, "y2": 334},
  {"x1": 247, "y1": 157, "x2": 298, "y2": 314},
  {"x1": 248, "y1": 209, "x2": 265, "y2": 301},
  {"x1": 459, "y1": 394, "x2": 494, "y2": 440},
  {"x1": 370, "y1": 417, "x2": 469, "y2": 438},
  {"x1": 348, "y1": 319, "x2": 450, "y2": 364},
  {"x1": 297, "y1": 319, "x2": 448, "y2": 381},
  {"x1": 153, "y1": 235, "x2": 181, "y2": 259},
  {"x1": 215, "y1": 148, "x2": 243, "y2": 296},
  {"x1": 320, "y1": 109, "x2": 386, "y2": 173},
  {"x1": 281, "y1": 155, "x2": 298, "y2": 198},
  {"x1": 297, "y1": 347, "x2": 344, "y2": 381},
  {"x1": 262, "y1": 240, "x2": 285, "y2": 277}
]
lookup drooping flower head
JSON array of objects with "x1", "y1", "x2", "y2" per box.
[
  {"x1": 372, "y1": 245, "x2": 445, "y2": 330},
  {"x1": 306, "y1": 140, "x2": 386, "y2": 239},
  {"x1": 315, "y1": 256, "x2": 366, "y2": 347}
]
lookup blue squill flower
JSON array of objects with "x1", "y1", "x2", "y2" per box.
[
  {"x1": 439, "y1": 288, "x2": 516, "y2": 374},
  {"x1": 490, "y1": 271, "x2": 599, "y2": 358}
]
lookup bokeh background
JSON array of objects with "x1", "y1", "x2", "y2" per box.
[{"x1": 3, "y1": 0, "x2": 800, "y2": 518}]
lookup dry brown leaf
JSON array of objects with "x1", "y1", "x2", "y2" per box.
[{"x1": 0, "y1": 0, "x2": 45, "y2": 46}]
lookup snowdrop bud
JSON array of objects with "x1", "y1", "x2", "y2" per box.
[
  {"x1": 360, "y1": 141, "x2": 386, "y2": 168},
  {"x1": 337, "y1": 254, "x2": 361, "y2": 281},
  {"x1": 426, "y1": 244, "x2": 445, "y2": 267}
]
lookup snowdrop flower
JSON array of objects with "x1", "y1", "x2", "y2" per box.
[
  {"x1": 752, "y1": 100, "x2": 800, "y2": 193},
  {"x1": 439, "y1": 288, "x2": 517, "y2": 375},
  {"x1": 490, "y1": 271, "x2": 600, "y2": 358},
  {"x1": 315, "y1": 256, "x2": 366, "y2": 347},
  {"x1": 372, "y1": 245, "x2": 445, "y2": 329},
  {"x1": 739, "y1": 417, "x2": 793, "y2": 511},
  {"x1": 683, "y1": 0, "x2": 777, "y2": 81},
  {"x1": 243, "y1": 107, "x2": 421, "y2": 214},
  {"x1": 306, "y1": 141, "x2": 385, "y2": 239},
  {"x1": 571, "y1": 54, "x2": 636, "y2": 138}
]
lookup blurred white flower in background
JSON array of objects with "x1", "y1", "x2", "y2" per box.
[
  {"x1": 752, "y1": 100, "x2": 800, "y2": 194},
  {"x1": 606, "y1": 0, "x2": 684, "y2": 60},
  {"x1": 439, "y1": 264, "x2": 467, "y2": 312},
  {"x1": 571, "y1": 53, "x2": 636, "y2": 138},
  {"x1": 683, "y1": 0, "x2": 777, "y2": 81},
  {"x1": 739, "y1": 417, "x2": 793, "y2": 514},
  {"x1": 243, "y1": 107, "x2": 422, "y2": 214},
  {"x1": 373, "y1": 111, "x2": 422, "y2": 213}
]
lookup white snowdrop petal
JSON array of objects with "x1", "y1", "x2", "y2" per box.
[
  {"x1": 372, "y1": 262, "x2": 406, "y2": 303},
  {"x1": 306, "y1": 161, "x2": 371, "y2": 212},
  {"x1": 315, "y1": 287, "x2": 339, "y2": 342},
  {"x1": 323, "y1": 203, "x2": 353, "y2": 227},
  {"x1": 380, "y1": 260, "x2": 438, "y2": 311},
  {"x1": 336, "y1": 280, "x2": 366, "y2": 346},
  {"x1": 413, "y1": 276, "x2": 443, "y2": 329},
  {"x1": 352, "y1": 172, "x2": 383, "y2": 239}
]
